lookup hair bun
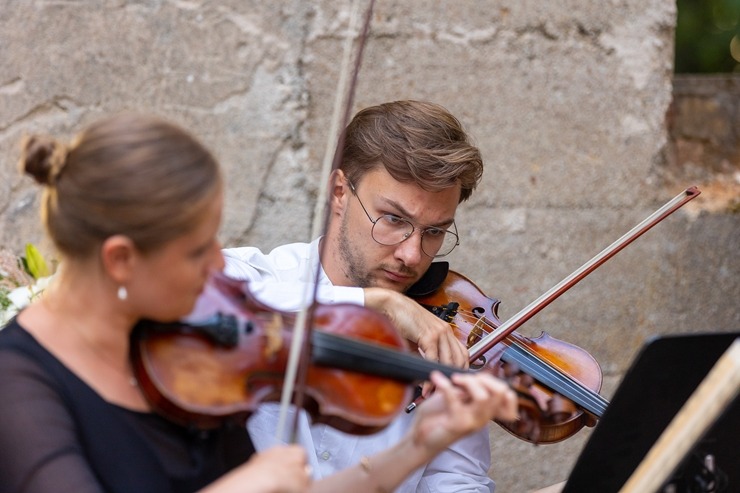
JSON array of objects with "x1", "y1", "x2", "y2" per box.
[{"x1": 19, "y1": 135, "x2": 69, "y2": 186}]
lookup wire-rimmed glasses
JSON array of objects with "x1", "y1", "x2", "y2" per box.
[{"x1": 348, "y1": 182, "x2": 460, "y2": 258}]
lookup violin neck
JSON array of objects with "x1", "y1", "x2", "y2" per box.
[{"x1": 310, "y1": 331, "x2": 458, "y2": 382}]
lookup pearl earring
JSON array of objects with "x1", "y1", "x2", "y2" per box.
[{"x1": 117, "y1": 286, "x2": 128, "y2": 301}]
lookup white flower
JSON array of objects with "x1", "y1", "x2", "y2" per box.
[{"x1": 0, "y1": 276, "x2": 51, "y2": 327}]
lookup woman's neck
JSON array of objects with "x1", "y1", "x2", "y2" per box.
[
  {"x1": 46, "y1": 263, "x2": 133, "y2": 345},
  {"x1": 19, "y1": 267, "x2": 149, "y2": 409}
]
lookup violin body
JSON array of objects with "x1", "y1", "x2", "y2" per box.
[
  {"x1": 413, "y1": 269, "x2": 604, "y2": 444},
  {"x1": 132, "y1": 272, "x2": 413, "y2": 435}
]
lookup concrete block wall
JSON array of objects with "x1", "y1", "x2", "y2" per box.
[{"x1": 1, "y1": 1, "x2": 737, "y2": 490}]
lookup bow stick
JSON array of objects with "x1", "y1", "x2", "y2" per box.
[
  {"x1": 467, "y1": 186, "x2": 701, "y2": 363},
  {"x1": 275, "y1": 0, "x2": 377, "y2": 442}
]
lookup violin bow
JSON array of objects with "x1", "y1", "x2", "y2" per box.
[
  {"x1": 275, "y1": 0, "x2": 377, "y2": 442},
  {"x1": 467, "y1": 186, "x2": 701, "y2": 364}
]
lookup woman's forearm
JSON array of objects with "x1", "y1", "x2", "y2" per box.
[
  {"x1": 309, "y1": 434, "x2": 430, "y2": 493},
  {"x1": 310, "y1": 367, "x2": 518, "y2": 493}
]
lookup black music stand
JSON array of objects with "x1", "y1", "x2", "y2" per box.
[{"x1": 561, "y1": 331, "x2": 739, "y2": 493}]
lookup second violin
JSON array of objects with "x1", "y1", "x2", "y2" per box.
[{"x1": 411, "y1": 266, "x2": 607, "y2": 444}]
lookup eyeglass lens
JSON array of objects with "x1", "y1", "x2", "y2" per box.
[{"x1": 372, "y1": 215, "x2": 458, "y2": 257}]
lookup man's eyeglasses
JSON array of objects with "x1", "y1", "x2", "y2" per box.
[{"x1": 348, "y1": 182, "x2": 460, "y2": 258}]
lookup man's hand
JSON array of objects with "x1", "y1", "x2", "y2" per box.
[{"x1": 363, "y1": 287, "x2": 469, "y2": 370}]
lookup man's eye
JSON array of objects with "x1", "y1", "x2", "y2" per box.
[
  {"x1": 425, "y1": 227, "x2": 446, "y2": 238},
  {"x1": 381, "y1": 214, "x2": 406, "y2": 226}
]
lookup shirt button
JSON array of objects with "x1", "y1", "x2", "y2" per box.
[{"x1": 321, "y1": 451, "x2": 331, "y2": 460}]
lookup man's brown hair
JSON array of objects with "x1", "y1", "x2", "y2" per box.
[{"x1": 340, "y1": 100, "x2": 483, "y2": 202}]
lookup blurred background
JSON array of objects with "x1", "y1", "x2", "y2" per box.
[{"x1": 675, "y1": 0, "x2": 739, "y2": 73}]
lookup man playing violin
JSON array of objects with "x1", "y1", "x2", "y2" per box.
[{"x1": 223, "y1": 100, "x2": 495, "y2": 492}]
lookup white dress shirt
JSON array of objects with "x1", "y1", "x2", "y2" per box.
[{"x1": 222, "y1": 239, "x2": 495, "y2": 493}]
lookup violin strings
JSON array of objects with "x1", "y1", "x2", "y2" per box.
[
  {"x1": 452, "y1": 309, "x2": 608, "y2": 416},
  {"x1": 311, "y1": 331, "x2": 458, "y2": 383},
  {"x1": 502, "y1": 344, "x2": 608, "y2": 416}
]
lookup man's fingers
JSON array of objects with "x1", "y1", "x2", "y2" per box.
[
  {"x1": 416, "y1": 320, "x2": 469, "y2": 368},
  {"x1": 417, "y1": 335, "x2": 439, "y2": 362},
  {"x1": 434, "y1": 330, "x2": 469, "y2": 369},
  {"x1": 451, "y1": 336, "x2": 469, "y2": 369}
]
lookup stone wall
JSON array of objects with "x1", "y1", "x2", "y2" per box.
[
  {"x1": 1, "y1": 1, "x2": 738, "y2": 491},
  {"x1": 664, "y1": 75, "x2": 740, "y2": 213}
]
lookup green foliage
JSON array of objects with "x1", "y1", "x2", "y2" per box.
[
  {"x1": 21, "y1": 243, "x2": 50, "y2": 280},
  {"x1": 0, "y1": 244, "x2": 52, "y2": 324},
  {"x1": 675, "y1": 0, "x2": 740, "y2": 73},
  {"x1": 0, "y1": 285, "x2": 11, "y2": 311}
]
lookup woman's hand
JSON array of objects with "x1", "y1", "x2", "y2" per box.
[
  {"x1": 309, "y1": 371, "x2": 516, "y2": 493},
  {"x1": 200, "y1": 444, "x2": 311, "y2": 493},
  {"x1": 364, "y1": 287, "x2": 468, "y2": 369},
  {"x1": 410, "y1": 371, "x2": 518, "y2": 456}
]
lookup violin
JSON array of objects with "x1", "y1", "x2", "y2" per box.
[
  {"x1": 130, "y1": 271, "x2": 543, "y2": 438},
  {"x1": 411, "y1": 267, "x2": 607, "y2": 444}
]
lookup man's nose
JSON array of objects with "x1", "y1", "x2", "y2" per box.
[{"x1": 393, "y1": 230, "x2": 424, "y2": 266}]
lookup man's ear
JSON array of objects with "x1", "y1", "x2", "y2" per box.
[
  {"x1": 329, "y1": 169, "x2": 350, "y2": 215},
  {"x1": 100, "y1": 235, "x2": 137, "y2": 285}
]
